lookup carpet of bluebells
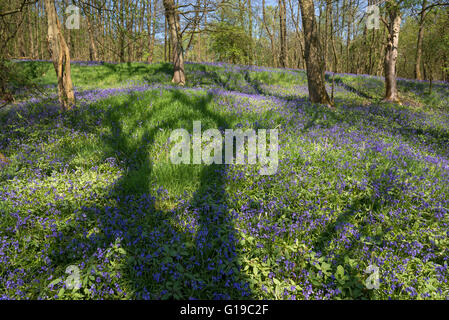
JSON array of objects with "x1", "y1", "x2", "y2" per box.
[{"x1": 1, "y1": 60, "x2": 449, "y2": 300}]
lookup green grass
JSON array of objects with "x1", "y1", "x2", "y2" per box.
[{"x1": 1, "y1": 60, "x2": 449, "y2": 300}]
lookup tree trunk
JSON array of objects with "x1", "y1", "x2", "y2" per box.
[
  {"x1": 147, "y1": 0, "x2": 154, "y2": 63},
  {"x1": 63, "y1": 0, "x2": 73, "y2": 59},
  {"x1": 330, "y1": 3, "x2": 339, "y2": 73},
  {"x1": 126, "y1": 0, "x2": 133, "y2": 62},
  {"x1": 340, "y1": 0, "x2": 346, "y2": 70},
  {"x1": 164, "y1": 15, "x2": 168, "y2": 62},
  {"x1": 44, "y1": 0, "x2": 75, "y2": 111},
  {"x1": 299, "y1": 0, "x2": 332, "y2": 105},
  {"x1": 27, "y1": 5, "x2": 35, "y2": 59},
  {"x1": 203, "y1": 0, "x2": 208, "y2": 62},
  {"x1": 288, "y1": 0, "x2": 305, "y2": 69},
  {"x1": 262, "y1": 0, "x2": 277, "y2": 67},
  {"x1": 163, "y1": 0, "x2": 185, "y2": 85},
  {"x1": 383, "y1": 4, "x2": 401, "y2": 103},
  {"x1": 346, "y1": 0, "x2": 352, "y2": 73},
  {"x1": 324, "y1": 1, "x2": 330, "y2": 71},
  {"x1": 118, "y1": 0, "x2": 126, "y2": 62},
  {"x1": 279, "y1": 0, "x2": 288, "y2": 68},
  {"x1": 137, "y1": 0, "x2": 145, "y2": 61},
  {"x1": 414, "y1": 0, "x2": 427, "y2": 80},
  {"x1": 248, "y1": 0, "x2": 253, "y2": 64},
  {"x1": 151, "y1": 0, "x2": 157, "y2": 62},
  {"x1": 84, "y1": 7, "x2": 98, "y2": 61},
  {"x1": 197, "y1": 27, "x2": 201, "y2": 62}
]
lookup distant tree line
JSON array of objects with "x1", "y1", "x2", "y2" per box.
[{"x1": 1, "y1": 0, "x2": 449, "y2": 108}]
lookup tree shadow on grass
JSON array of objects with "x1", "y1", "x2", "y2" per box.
[
  {"x1": 310, "y1": 164, "x2": 412, "y2": 299},
  {"x1": 324, "y1": 74, "x2": 374, "y2": 100},
  {"x1": 142, "y1": 63, "x2": 174, "y2": 84},
  {"x1": 48, "y1": 89, "x2": 251, "y2": 299},
  {"x1": 77, "y1": 62, "x2": 167, "y2": 86},
  {"x1": 338, "y1": 101, "x2": 449, "y2": 160}
]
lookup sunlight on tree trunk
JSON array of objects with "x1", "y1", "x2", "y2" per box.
[
  {"x1": 44, "y1": 0, "x2": 75, "y2": 111},
  {"x1": 299, "y1": 0, "x2": 332, "y2": 106},
  {"x1": 383, "y1": 3, "x2": 401, "y2": 103},
  {"x1": 279, "y1": 0, "x2": 288, "y2": 68},
  {"x1": 163, "y1": 0, "x2": 185, "y2": 85}
]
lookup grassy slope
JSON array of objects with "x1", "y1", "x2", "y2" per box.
[{"x1": 0, "y1": 61, "x2": 449, "y2": 299}]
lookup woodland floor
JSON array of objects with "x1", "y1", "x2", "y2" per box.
[{"x1": 1, "y1": 60, "x2": 449, "y2": 299}]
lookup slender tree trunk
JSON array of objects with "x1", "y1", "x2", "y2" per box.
[
  {"x1": 340, "y1": 0, "x2": 346, "y2": 70},
  {"x1": 383, "y1": 4, "x2": 401, "y2": 103},
  {"x1": 288, "y1": 0, "x2": 305, "y2": 69},
  {"x1": 27, "y1": 5, "x2": 35, "y2": 59},
  {"x1": 346, "y1": 0, "x2": 352, "y2": 73},
  {"x1": 40, "y1": 0, "x2": 44, "y2": 59},
  {"x1": 414, "y1": 0, "x2": 427, "y2": 80},
  {"x1": 367, "y1": 28, "x2": 375, "y2": 74},
  {"x1": 163, "y1": 0, "x2": 185, "y2": 85},
  {"x1": 64, "y1": 0, "x2": 73, "y2": 58},
  {"x1": 330, "y1": 3, "x2": 339, "y2": 73},
  {"x1": 100, "y1": 5, "x2": 105, "y2": 60},
  {"x1": 147, "y1": 0, "x2": 154, "y2": 63},
  {"x1": 279, "y1": 0, "x2": 288, "y2": 68},
  {"x1": 197, "y1": 27, "x2": 201, "y2": 62},
  {"x1": 84, "y1": 6, "x2": 98, "y2": 61},
  {"x1": 151, "y1": 0, "x2": 157, "y2": 62},
  {"x1": 118, "y1": 0, "x2": 126, "y2": 62},
  {"x1": 300, "y1": 0, "x2": 332, "y2": 105},
  {"x1": 262, "y1": 0, "x2": 276, "y2": 68},
  {"x1": 19, "y1": 12, "x2": 26, "y2": 57},
  {"x1": 126, "y1": 0, "x2": 133, "y2": 62},
  {"x1": 203, "y1": 0, "x2": 208, "y2": 62},
  {"x1": 164, "y1": 15, "x2": 168, "y2": 62},
  {"x1": 44, "y1": 0, "x2": 75, "y2": 110},
  {"x1": 136, "y1": 0, "x2": 144, "y2": 61},
  {"x1": 376, "y1": 26, "x2": 387, "y2": 76},
  {"x1": 248, "y1": 0, "x2": 253, "y2": 64},
  {"x1": 324, "y1": 1, "x2": 330, "y2": 71},
  {"x1": 426, "y1": 62, "x2": 433, "y2": 93}
]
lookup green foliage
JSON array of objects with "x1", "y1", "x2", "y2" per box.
[
  {"x1": 1, "y1": 61, "x2": 449, "y2": 300},
  {"x1": 210, "y1": 22, "x2": 251, "y2": 65}
]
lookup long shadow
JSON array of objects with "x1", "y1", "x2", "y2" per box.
[
  {"x1": 142, "y1": 63, "x2": 173, "y2": 83},
  {"x1": 72, "y1": 62, "x2": 159, "y2": 86},
  {"x1": 47, "y1": 89, "x2": 251, "y2": 299},
  {"x1": 342, "y1": 102, "x2": 449, "y2": 159},
  {"x1": 242, "y1": 68, "x2": 264, "y2": 95},
  {"x1": 398, "y1": 126, "x2": 449, "y2": 154},
  {"x1": 325, "y1": 74, "x2": 374, "y2": 100},
  {"x1": 198, "y1": 68, "x2": 235, "y2": 91},
  {"x1": 310, "y1": 164, "x2": 414, "y2": 299}
]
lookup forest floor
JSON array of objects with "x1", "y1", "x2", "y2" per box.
[{"x1": 1, "y1": 60, "x2": 449, "y2": 299}]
